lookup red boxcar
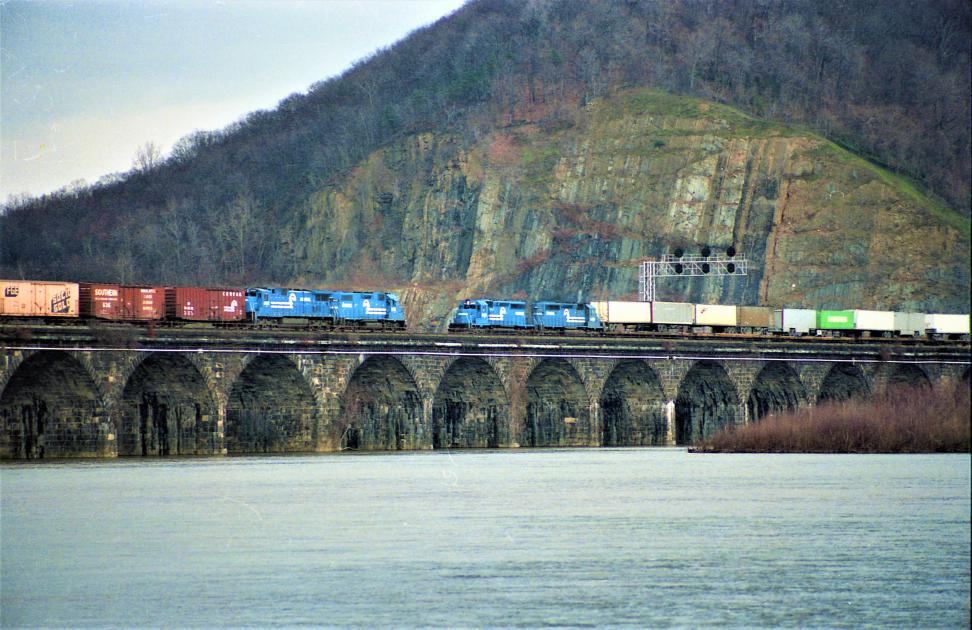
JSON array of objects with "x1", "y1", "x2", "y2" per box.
[
  {"x1": 80, "y1": 283, "x2": 165, "y2": 320},
  {"x1": 165, "y1": 287, "x2": 246, "y2": 322}
]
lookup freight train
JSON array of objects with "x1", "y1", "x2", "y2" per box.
[
  {"x1": 446, "y1": 297, "x2": 969, "y2": 339},
  {"x1": 1, "y1": 279, "x2": 969, "y2": 340},
  {"x1": 0, "y1": 280, "x2": 405, "y2": 329}
]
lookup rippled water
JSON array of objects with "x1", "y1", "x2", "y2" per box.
[{"x1": 2, "y1": 449, "x2": 969, "y2": 628}]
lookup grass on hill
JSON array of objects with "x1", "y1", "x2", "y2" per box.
[{"x1": 694, "y1": 382, "x2": 970, "y2": 454}]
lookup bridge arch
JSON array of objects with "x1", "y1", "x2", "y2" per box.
[
  {"x1": 524, "y1": 358, "x2": 593, "y2": 447},
  {"x1": 225, "y1": 354, "x2": 318, "y2": 453},
  {"x1": 0, "y1": 350, "x2": 108, "y2": 458},
  {"x1": 340, "y1": 355, "x2": 426, "y2": 450},
  {"x1": 817, "y1": 363, "x2": 870, "y2": 403},
  {"x1": 747, "y1": 362, "x2": 806, "y2": 422},
  {"x1": 432, "y1": 357, "x2": 510, "y2": 449},
  {"x1": 600, "y1": 360, "x2": 666, "y2": 446},
  {"x1": 675, "y1": 360, "x2": 739, "y2": 445},
  {"x1": 883, "y1": 363, "x2": 931, "y2": 389},
  {"x1": 118, "y1": 353, "x2": 219, "y2": 456}
]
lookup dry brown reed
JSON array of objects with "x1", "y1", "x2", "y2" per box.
[{"x1": 696, "y1": 382, "x2": 971, "y2": 453}]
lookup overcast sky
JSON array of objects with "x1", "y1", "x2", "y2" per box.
[{"x1": 0, "y1": 0, "x2": 468, "y2": 201}]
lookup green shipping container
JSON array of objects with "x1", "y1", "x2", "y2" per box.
[{"x1": 817, "y1": 310, "x2": 855, "y2": 330}]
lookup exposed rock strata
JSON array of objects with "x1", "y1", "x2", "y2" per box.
[{"x1": 292, "y1": 90, "x2": 969, "y2": 330}]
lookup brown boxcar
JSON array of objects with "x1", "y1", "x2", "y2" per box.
[
  {"x1": 165, "y1": 287, "x2": 246, "y2": 322},
  {"x1": 0, "y1": 280, "x2": 79, "y2": 317},
  {"x1": 80, "y1": 283, "x2": 165, "y2": 320},
  {"x1": 738, "y1": 306, "x2": 773, "y2": 330}
]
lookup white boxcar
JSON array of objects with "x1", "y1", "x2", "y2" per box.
[
  {"x1": 772, "y1": 308, "x2": 816, "y2": 335},
  {"x1": 590, "y1": 301, "x2": 651, "y2": 325},
  {"x1": 924, "y1": 313, "x2": 970, "y2": 335},
  {"x1": 652, "y1": 301, "x2": 695, "y2": 325},
  {"x1": 694, "y1": 304, "x2": 737, "y2": 327},
  {"x1": 853, "y1": 310, "x2": 895, "y2": 333},
  {"x1": 893, "y1": 312, "x2": 925, "y2": 336}
]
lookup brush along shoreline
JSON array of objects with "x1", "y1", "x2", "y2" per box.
[{"x1": 691, "y1": 383, "x2": 970, "y2": 454}]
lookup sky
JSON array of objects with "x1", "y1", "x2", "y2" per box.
[{"x1": 0, "y1": 0, "x2": 468, "y2": 202}]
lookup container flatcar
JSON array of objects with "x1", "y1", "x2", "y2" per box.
[
  {"x1": 0, "y1": 280, "x2": 79, "y2": 318},
  {"x1": 694, "y1": 303, "x2": 737, "y2": 330},
  {"x1": 738, "y1": 306, "x2": 773, "y2": 333},
  {"x1": 651, "y1": 301, "x2": 695, "y2": 331},
  {"x1": 925, "y1": 314, "x2": 971, "y2": 340},
  {"x1": 590, "y1": 301, "x2": 651, "y2": 331},
  {"x1": 773, "y1": 308, "x2": 816, "y2": 336}
]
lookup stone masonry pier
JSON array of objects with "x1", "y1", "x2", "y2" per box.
[{"x1": 1, "y1": 324, "x2": 969, "y2": 458}]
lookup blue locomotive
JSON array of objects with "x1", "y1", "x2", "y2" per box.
[
  {"x1": 450, "y1": 299, "x2": 529, "y2": 329},
  {"x1": 531, "y1": 301, "x2": 603, "y2": 330},
  {"x1": 449, "y1": 298, "x2": 603, "y2": 331},
  {"x1": 245, "y1": 287, "x2": 405, "y2": 327}
]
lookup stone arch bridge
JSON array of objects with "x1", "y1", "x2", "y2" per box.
[{"x1": 1, "y1": 325, "x2": 968, "y2": 459}]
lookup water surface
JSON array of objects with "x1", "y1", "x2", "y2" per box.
[{"x1": 2, "y1": 449, "x2": 969, "y2": 628}]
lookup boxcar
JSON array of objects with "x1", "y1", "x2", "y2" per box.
[
  {"x1": 79, "y1": 283, "x2": 164, "y2": 321},
  {"x1": 0, "y1": 280, "x2": 79, "y2": 318},
  {"x1": 167, "y1": 287, "x2": 246, "y2": 322},
  {"x1": 531, "y1": 301, "x2": 602, "y2": 330}
]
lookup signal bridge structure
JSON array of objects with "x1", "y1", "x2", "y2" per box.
[{"x1": 639, "y1": 250, "x2": 749, "y2": 302}]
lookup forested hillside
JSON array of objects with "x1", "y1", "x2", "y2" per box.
[{"x1": 1, "y1": 0, "x2": 969, "y2": 326}]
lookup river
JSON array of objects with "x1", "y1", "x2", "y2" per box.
[{"x1": 1, "y1": 449, "x2": 969, "y2": 628}]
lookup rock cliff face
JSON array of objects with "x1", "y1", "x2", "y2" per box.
[{"x1": 290, "y1": 90, "x2": 970, "y2": 331}]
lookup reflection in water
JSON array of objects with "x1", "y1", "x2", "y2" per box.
[{"x1": 2, "y1": 450, "x2": 969, "y2": 628}]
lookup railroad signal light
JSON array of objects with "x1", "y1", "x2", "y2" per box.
[{"x1": 639, "y1": 245, "x2": 748, "y2": 301}]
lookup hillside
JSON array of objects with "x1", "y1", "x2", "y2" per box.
[
  {"x1": 292, "y1": 88, "x2": 970, "y2": 329},
  {"x1": 1, "y1": 0, "x2": 969, "y2": 330}
]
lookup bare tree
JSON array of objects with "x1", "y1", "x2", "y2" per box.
[{"x1": 132, "y1": 141, "x2": 163, "y2": 172}]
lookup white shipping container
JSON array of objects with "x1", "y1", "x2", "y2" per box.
[
  {"x1": 590, "y1": 301, "x2": 651, "y2": 324},
  {"x1": 773, "y1": 308, "x2": 816, "y2": 334},
  {"x1": 893, "y1": 312, "x2": 925, "y2": 336},
  {"x1": 695, "y1": 304, "x2": 737, "y2": 326},
  {"x1": 853, "y1": 309, "x2": 895, "y2": 332},
  {"x1": 924, "y1": 313, "x2": 970, "y2": 334},
  {"x1": 652, "y1": 301, "x2": 695, "y2": 325}
]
